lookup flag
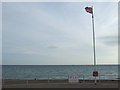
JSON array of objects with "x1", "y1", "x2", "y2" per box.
[{"x1": 85, "y1": 7, "x2": 93, "y2": 14}]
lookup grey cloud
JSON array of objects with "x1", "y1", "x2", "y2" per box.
[
  {"x1": 98, "y1": 35, "x2": 118, "y2": 46},
  {"x1": 48, "y1": 45, "x2": 59, "y2": 49}
]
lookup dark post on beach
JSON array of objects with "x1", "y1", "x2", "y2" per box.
[{"x1": 85, "y1": 6, "x2": 98, "y2": 85}]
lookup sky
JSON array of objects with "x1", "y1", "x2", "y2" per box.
[{"x1": 2, "y1": 2, "x2": 118, "y2": 65}]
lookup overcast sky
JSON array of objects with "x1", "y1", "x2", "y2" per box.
[{"x1": 2, "y1": 2, "x2": 118, "y2": 65}]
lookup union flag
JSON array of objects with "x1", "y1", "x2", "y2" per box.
[{"x1": 85, "y1": 7, "x2": 93, "y2": 14}]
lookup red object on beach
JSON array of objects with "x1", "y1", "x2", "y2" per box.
[{"x1": 93, "y1": 71, "x2": 98, "y2": 77}]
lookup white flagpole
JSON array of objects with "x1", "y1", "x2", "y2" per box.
[{"x1": 91, "y1": 6, "x2": 97, "y2": 85}]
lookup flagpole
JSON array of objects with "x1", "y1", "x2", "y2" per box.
[{"x1": 91, "y1": 6, "x2": 97, "y2": 85}]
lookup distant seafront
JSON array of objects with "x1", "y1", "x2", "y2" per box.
[{"x1": 2, "y1": 65, "x2": 119, "y2": 80}]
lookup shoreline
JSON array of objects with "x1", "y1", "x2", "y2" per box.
[{"x1": 2, "y1": 79, "x2": 120, "y2": 82}]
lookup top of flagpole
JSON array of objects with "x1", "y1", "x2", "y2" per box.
[{"x1": 92, "y1": 6, "x2": 94, "y2": 18}]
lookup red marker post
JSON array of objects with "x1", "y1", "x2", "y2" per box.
[{"x1": 93, "y1": 71, "x2": 98, "y2": 77}]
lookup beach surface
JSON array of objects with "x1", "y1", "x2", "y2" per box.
[{"x1": 2, "y1": 79, "x2": 119, "y2": 88}]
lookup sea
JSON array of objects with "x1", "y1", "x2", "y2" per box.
[{"x1": 2, "y1": 65, "x2": 119, "y2": 80}]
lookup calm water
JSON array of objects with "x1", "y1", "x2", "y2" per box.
[{"x1": 2, "y1": 65, "x2": 119, "y2": 80}]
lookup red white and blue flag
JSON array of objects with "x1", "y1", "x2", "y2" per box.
[{"x1": 85, "y1": 7, "x2": 93, "y2": 14}]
